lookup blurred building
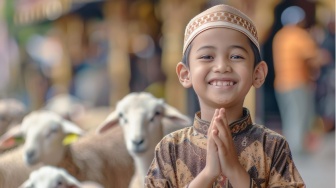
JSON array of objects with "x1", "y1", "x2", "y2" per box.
[{"x1": 1, "y1": 0, "x2": 334, "y2": 127}]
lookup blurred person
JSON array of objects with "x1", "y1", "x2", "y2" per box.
[
  {"x1": 69, "y1": 20, "x2": 111, "y2": 107},
  {"x1": 272, "y1": 6, "x2": 323, "y2": 155},
  {"x1": 0, "y1": 21, "x2": 19, "y2": 97}
]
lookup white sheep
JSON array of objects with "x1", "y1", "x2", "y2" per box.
[
  {"x1": 0, "y1": 125, "x2": 24, "y2": 153},
  {"x1": 16, "y1": 110, "x2": 135, "y2": 188},
  {"x1": 44, "y1": 93, "x2": 113, "y2": 131},
  {"x1": 0, "y1": 110, "x2": 84, "y2": 188},
  {"x1": 19, "y1": 166, "x2": 104, "y2": 188},
  {"x1": 43, "y1": 93, "x2": 87, "y2": 122},
  {"x1": 2, "y1": 92, "x2": 190, "y2": 188},
  {"x1": 97, "y1": 92, "x2": 192, "y2": 188},
  {"x1": 21, "y1": 110, "x2": 85, "y2": 166},
  {"x1": 0, "y1": 146, "x2": 41, "y2": 188},
  {"x1": 0, "y1": 98, "x2": 27, "y2": 136}
]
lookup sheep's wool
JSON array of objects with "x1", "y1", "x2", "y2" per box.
[{"x1": 183, "y1": 4, "x2": 260, "y2": 55}]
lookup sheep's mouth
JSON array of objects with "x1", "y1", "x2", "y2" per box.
[
  {"x1": 25, "y1": 155, "x2": 38, "y2": 166},
  {"x1": 132, "y1": 147, "x2": 147, "y2": 154},
  {"x1": 130, "y1": 138, "x2": 147, "y2": 154}
]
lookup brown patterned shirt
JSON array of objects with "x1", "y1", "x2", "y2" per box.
[{"x1": 145, "y1": 108, "x2": 305, "y2": 188}]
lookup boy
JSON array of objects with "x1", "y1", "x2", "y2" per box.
[{"x1": 145, "y1": 4, "x2": 304, "y2": 188}]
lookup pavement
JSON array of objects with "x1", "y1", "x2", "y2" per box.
[{"x1": 292, "y1": 132, "x2": 335, "y2": 188}]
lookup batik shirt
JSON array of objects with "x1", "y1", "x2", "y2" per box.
[{"x1": 145, "y1": 108, "x2": 305, "y2": 188}]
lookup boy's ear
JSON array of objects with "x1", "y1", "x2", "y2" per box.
[
  {"x1": 253, "y1": 61, "x2": 268, "y2": 88},
  {"x1": 176, "y1": 62, "x2": 192, "y2": 88}
]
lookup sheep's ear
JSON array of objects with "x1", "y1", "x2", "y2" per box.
[
  {"x1": 96, "y1": 110, "x2": 119, "y2": 134},
  {"x1": 163, "y1": 104, "x2": 192, "y2": 127},
  {"x1": 61, "y1": 120, "x2": 84, "y2": 136},
  {"x1": 0, "y1": 125, "x2": 24, "y2": 150}
]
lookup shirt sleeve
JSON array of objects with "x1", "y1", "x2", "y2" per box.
[{"x1": 266, "y1": 138, "x2": 305, "y2": 188}]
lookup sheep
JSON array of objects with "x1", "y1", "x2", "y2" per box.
[
  {"x1": 0, "y1": 125, "x2": 24, "y2": 153},
  {"x1": 2, "y1": 92, "x2": 190, "y2": 188},
  {"x1": 0, "y1": 98, "x2": 27, "y2": 137},
  {"x1": 17, "y1": 110, "x2": 135, "y2": 188},
  {"x1": 0, "y1": 99, "x2": 28, "y2": 153},
  {"x1": 0, "y1": 146, "x2": 42, "y2": 188},
  {"x1": 44, "y1": 93, "x2": 113, "y2": 131},
  {"x1": 97, "y1": 92, "x2": 192, "y2": 188},
  {"x1": 43, "y1": 93, "x2": 87, "y2": 123},
  {"x1": 21, "y1": 110, "x2": 85, "y2": 166},
  {"x1": 69, "y1": 106, "x2": 114, "y2": 132},
  {"x1": 19, "y1": 166, "x2": 104, "y2": 188},
  {"x1": 0, "y1": 110, "x2": 84, "y2": 188}
]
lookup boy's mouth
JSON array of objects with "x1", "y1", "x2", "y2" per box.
[{"x1": 208, "y1": 80, "x2": 236, "y2": 86}]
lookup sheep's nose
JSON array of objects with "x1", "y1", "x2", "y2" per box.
[
  {"x1": 26, "y1": 149, "x2": 35, "y2": 160},
  {"x1": 132, "y1": 139, "x2": 144, "y2": 146}
]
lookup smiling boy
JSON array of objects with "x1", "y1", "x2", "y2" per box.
[{"x1": 145, "y1": 4, "x2": 304, "y2": 188}]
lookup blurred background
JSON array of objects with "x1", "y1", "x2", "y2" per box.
[{"x1": 0, "y1": 0, "x2": 334, "y2": 187}]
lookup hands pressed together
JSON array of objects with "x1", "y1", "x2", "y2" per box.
[
  {"x1": 204, "y1": 108, "x2": 236, "y2": 179},
  {"x1": 203, "y1": 108, "x2": 250, "y2": 187}
]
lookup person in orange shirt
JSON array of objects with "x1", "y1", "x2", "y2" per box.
[{"x1": 272, "y1": 6, "x2": 321, "y2": 155}]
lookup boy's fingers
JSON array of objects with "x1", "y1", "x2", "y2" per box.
[
  {"x1": 220, "y1": 108, "x2": 232, "y2": 137},
  {"x1": 213, "y1": 131, "x2": 226, "y2": 154},
  {"x1": 215, "y1": 110, "x2": 229, "y2": 140},
  {"x1": 215, "y1": 118, "x2": 228, "y2": 141},
  {"x1": 208, "y1": 130, "x2": 218, "y2": 151},
  {"x1": 208, "y1": 109, "x2": 219, "y2": 135}
]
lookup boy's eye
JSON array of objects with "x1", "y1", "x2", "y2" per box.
[
  {"x1": 200, "y1": 55, "x2": 214, "y2": 60},
  {"x1": 230, "y1": 55, "x2": 244, "y2": 60}
]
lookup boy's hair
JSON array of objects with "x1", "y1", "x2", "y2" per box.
[{"x1": 181, "y1": 4, "x2": 262, "y2": 67}]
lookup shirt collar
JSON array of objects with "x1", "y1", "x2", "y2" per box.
[{"x1": 193, "y1": 108, "x2": 252, "y2": 136}]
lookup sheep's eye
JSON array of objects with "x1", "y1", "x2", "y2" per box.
[
  {"x1": 46, "y1": 127, "x2": 59, "y2": 138},
  {"x1": 54, "y1": 176, "x2": 64, "y2": 188},
  {"x1": 150, "y1": 111, "x2": 161, "y2": 122},
  {"x1": 57, "y1": 180, "x2": 63, "y2": 186},
  {"x1": 119, "y1": 113, "x2": 128, "y2": 124},
  {"x1": 46, "y1": 131, "x2": 52, "y2": 138},
  {"x1": 51, "y1": 127, "x2": 59, "y2": 133}
]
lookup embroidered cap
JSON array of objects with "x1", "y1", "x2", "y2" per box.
[{"x1": 183, "y1": 4, "x2": 260, "y2": 55}]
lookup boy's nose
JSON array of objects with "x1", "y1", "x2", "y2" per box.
[{"x1": 213, "y1": 61, "x2": 232, "y2": 73}]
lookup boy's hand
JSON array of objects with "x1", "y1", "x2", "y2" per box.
[
  {"x1": 191, "y1": 108, "x2": 250, "y2": 188},
  {"x1": 203, "y1": 109, "x2": 221, "y2": 180},
  {"x1": 188, "y1": 110, "x2": 223, "y2": 188},
  {"x1": 212, "y1": 108, "x2": 243, "y2": 180}
]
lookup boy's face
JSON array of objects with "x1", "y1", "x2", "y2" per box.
[{"x1": 179, "y1": 28, "x2": 258, "y2": 110}]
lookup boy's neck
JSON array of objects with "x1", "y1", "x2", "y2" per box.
[{"x1": 199, "y1": 105, "x2": 244, "y2": 124}]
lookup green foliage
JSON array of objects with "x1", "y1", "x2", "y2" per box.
[{"x1": 2, "y1": 0, "x2": 52, "y2": 46}]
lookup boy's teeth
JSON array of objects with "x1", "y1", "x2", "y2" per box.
[{"x1": 211, "y1": 81, "x2": 233, "y2": 86}]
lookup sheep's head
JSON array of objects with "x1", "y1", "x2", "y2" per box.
[
  {"x1": 19, "y1": 166, "x2": 81, "y2": 188},
  {"x1": 97, "y1": 92, "x2": 192, "y2": 156},
  {"x1": 0, "y1": 98, "x2": 27, "y2": 136},
  {"x1": 44, "y1": 93, "x2": 86, "y2": 122},
  {"x1": 21, "y1": 110, "x2": 84, "y2": 166}
]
